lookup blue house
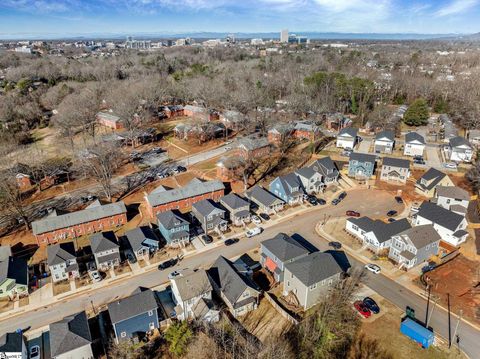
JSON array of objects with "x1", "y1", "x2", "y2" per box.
[
  {"x1": 157, "y1": 210, "x2": 190, "y2": 247},
  {"x1": 348, "y1": 152, "x2": 377, "y2": 179},
  {"x1": 108, "y1": 287, "x2": 160, "y2": 343},
  {"x1": 269, "y1": 173, "x2": 305, "y2": 205}
]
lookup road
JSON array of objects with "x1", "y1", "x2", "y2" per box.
[{"x1": 2, "y1": 189, "x2": 479, "y2": 357}]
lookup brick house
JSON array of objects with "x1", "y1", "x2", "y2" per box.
[
  {"x1": 268, "y1": 124, "x2": 293, "y2": 145},
  {"x1": 161, "y1": 105, "x2": 184, "y2": 119},
  {"x1": 183, "y1": 105, "x2": 219, "y2": 121},
  {"x1": 96, "y1": 111, "x2": 124, "y2": 130},
  {"x1": 145, "y1": 178, "x2": 225, "y2": 217},
  {"x1": 292, "y1": 122, "x2": 321, "y2": 141},
  {"x1": 32, "y1": 201, "x2": 127, "y2": 245},
  {"x1": 236, "y1": 137, "x2": 270, "y2": 160}
]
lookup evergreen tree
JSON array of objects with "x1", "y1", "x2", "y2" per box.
[{"x1": 403, "y1": 99, "x2": 429, "y2": 126}]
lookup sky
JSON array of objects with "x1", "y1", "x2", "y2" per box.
[{"x1": 0, "y1": 0, "x2": 480, "y2": 38}]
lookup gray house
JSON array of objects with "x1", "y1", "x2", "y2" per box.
[
  {"x1": 192, "y1": 199, "x2": 227, "y2": 234},
  {"x1": 380, "y1": 157, "x2": 410, "y2": 184},
  {"x1": 219, "y1": 193, "x2": 251, "y2": 226},
  {"x1": 374, "y1": 130, "x2": 395, "y2": 154},
  {"x1": 389, "y1": 225, "x2": 441, "y2": 270},
  {"x1": 246, "y1": 185, "x2": 285, "y2": 214},
  {"x1": 90, "y1": 231, "x2": 120, "y2": 271},
  {"x1": 124, "y1": 226, "x2": 160, "y2": 261},
  {"x1": 0, "y1": 331, "x2": 27, "y2": 359},
  {"x1": 157, "y1": 210, "x2": 190, "y2": 247},
  {"x1": 295, "y1": 167, "x2": 324, "y2": 194},
  {"x1": 207, "y1": 256, "x2": 261, "y2": 317},
  {"x1": 260, "y1": 233, "x2": 310, "y2": 282},
  {"x1": 348, "y1": 152, "x2": 376, "y2": 179},
  {"x1": 269, "y1": 173, "x2": 305, "y2": 205},
  {"x1": 309, "y1": 156, "x2": 339, "y2": 186},
  {"x1": 47, "y1": 242, "x2": 79, "y2": 283},
  {"x1": 49, "y1": 311, "x2": 93, "y2": 359},
  {"x1": 283, "y1": 252, "x2": 347, "y2": 310}
]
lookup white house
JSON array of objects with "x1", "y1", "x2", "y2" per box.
[
  {"x1": 414, "y1": 201, "x2": 468, "y2": 247},
  {"x1": 434, "y1": 186, "x2": 470, "y2": 215},
  {"x1": 336, "y1": 127, "x2": 358, "y2": 149},
  {"x1": 47, "y1": 243, "x2": 79, "y2": 283},
  {"x1": 295, "y1": 167, "x2": 324, "y2": 194},
  {"x1": 448, "y1": 136, "x2": 473, "y2": 162},
  {"x1": 404, "y1": 132, "x2": 425, "y2": 157},
  {"x1": 374, "y1": 130, "x2": 395, "y2": 154}
]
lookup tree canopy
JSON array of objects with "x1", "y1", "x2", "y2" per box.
[{"x1": 403, "y1": 99, "x2": 429, "y2": 126}]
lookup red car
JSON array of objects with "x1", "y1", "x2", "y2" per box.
[
  {"x1": 346, "y1": 210, "x2": 360, "y2": 217},
  {"x1": 354, "y1": 300, "x2": 371, "y2": 318}
]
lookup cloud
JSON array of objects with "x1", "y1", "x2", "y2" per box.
[{"x1": 435, "y1": 0, "x2": 479, "y2": 17}]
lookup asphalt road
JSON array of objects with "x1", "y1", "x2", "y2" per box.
[{"x1": 2, "y1": 189, "x2": 478, "y2": 357}]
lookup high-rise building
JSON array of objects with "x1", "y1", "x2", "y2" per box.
[{"x1": 280, "y1": 29, "x2": 289, "y2": 43}]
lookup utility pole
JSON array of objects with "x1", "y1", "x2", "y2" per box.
[
  {"x1": 425, "y1": 285, "x2": 431, "y2": 325},
  {"x1": 448, "y1": 293, "x2": 452, "y2": 348}
]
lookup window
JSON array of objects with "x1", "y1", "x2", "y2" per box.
[
  {"x1": 309, "y1": 284, "x2": 317, "y2": 290},
  {"x1": 446, "y1": 199, "x2": 450, "y2": 204},
  {"x1": 243, "y1": 291, "x2": 250, "y2": 298},
  {"x1": 352, "y1": 225, "x2": 359, "y2": 231},
  {"x1": 121, "y1": 332, "x2": 127, "y2": 338},
  {"x1": 148, "y1": 310, "x2": 153, "y2": 316},
  {"x1": 207, "y1": 215, "x2": 213, "y2": 221},
  {"x1": 287, "y1": 281, "x2": 290, "y2": 287}
]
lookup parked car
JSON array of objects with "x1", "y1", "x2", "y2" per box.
[
  {"x1": 158, "y1": 258, "x2": 177, "y2": 270},
  {"x1": 259, "y1": 213, "x2": 270, "y2": 221},
  {"x1": 353, "y1": 300, "x2": 371, "y2": 318},
  {"x1": 395, "y1": 196, "x2": 403, "y2": 204},
  {"x1": 338, "y1": 192, "x2": 347, "y2": 200},
  {"x1": 251, "y1": 215, "x2": 262, "y2": 225},
  {"x1": 414, "y1": 159, "x2": 426, "y2": 165},
  {"x1": 201, "y1": 234, "x2": 213, "y2": 244},
  {"x1": 421, "y1": 263, "x2": 436, "y2": 273},
  {"x1": 30, "y1": 345, "x2": 40, "y2": 359},
  {"x1": 387, "y1": 210, "x2": 398, "y2": 217},
  {"x1": 444, "y1": 162, "x2": 457, "y2": 170},
  {"x1": 126, "y1": 252, "x2": 136, "y2": 263},
  {"x1": 246, "y1": 227, "x2": 262, "y2": 238},
  {"x1": 328, "y1": 241, "x2": 342, "y2": 250},
  {"x1": 387, "y1": 218, "x2": 396, "y2": 223},
  {"x1": 363, "y1": 297, "x2": 380, "y2": 314},
  {"x1": 308, "y1": 196, "x2": 318, "y2": 206},
  {"x1": 224, "y1": 238, "x2": 239, "y2": 246},
  {"x1": 317, "y1": 198, "x2": 327, "y2": 205},
  {"x1": 90, "y1": 270, "x2": 102, "y2": 283},
  {"x1": 346, "y1": 210, "x2": 360, "y2": 217},
  {"x1": 364, "y1": 263, "x2": 381, "y2": 274},
  {"x1": 331, "y1": 198, "x2": 340, "y2": 206},
  {"x1": 176, "y1": 165, "x2": 187, "y2": 172}
]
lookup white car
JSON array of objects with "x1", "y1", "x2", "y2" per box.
[
  {"x1": 30, "y1": 345, "x2": 40, "y2": 359},
  {"x1": 444, "y1": 162, "x2": 457, "y2": 170},
  {"x1": 364, "y1": 264, "x2": 381, "y2": 274},
  {"x1": 90, "y1": 270, "x2": 102, "y2": 282},
  {"x1": 246, "y1": 227, "x2": 262, "y2": 238},
  {"x1": 251, "y1": 215, "x2": 262, "y2": 225}
]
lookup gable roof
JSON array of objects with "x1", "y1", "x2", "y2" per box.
[
  {"x1": 416, "y1": 168, "x2": 448, "y2": 191},
  {"x1": 124, "y1": 226, "x2": 158, "y2": 252},
  {"x1": 262, "y1": 233, "x2": 309, "y2": 262},
  {"x1": 375, "y1": 130, "x2": 395, "y2": 141},
  {"x1": 237, "y1": 136, "x2": 269, "y2": 151},
  {"x1": 271, "y1": 173, "x2": 304, "y2": 198},
  {"x1": 382, "y1": 157, "x2": 410, "y2": 169},
  {"x1": 436, "y1": 186, "x2": 470, "y2": 201},
  {"x1": 0, "y1": 257, "x2": 28, "y2": 285},
  {"x1": 285, "y1": 252, "x2": 345, "y2": 287},
  {"x1": 32, "y1": 201, "x2": 127, "y2": 235},
  {"x1": 417, "y1": 201, "x2": 465, "y2": 232},
  {"x1": 90, "y1": 231, "x2": 119, "y2": 254},
  {"x1": 246, "y1": 185, "x2": 284, "y2": 207},
  {"x1": 310, "y1": 157, "x2": 338, "y2": 178},
  {"x1": 220, "y1": 193, "x2": 249, "y2": 210},
  {"x1": 348, "y1": 217, "x2": 411, "y2": 244},
  {"x1": 50, "y1": 311, "x2": 92, "y2": 357},
  {"x1": 295, "y1": 167, "x2": 318, "y2": 180},
  {"x1": 157, "y1": 210, "x2": 189, "y2": 230},
  {"x1": 405, "y1": 132, "x2": 425, "y2": 145},
  {"x1": 338, "y1": 127, "x2": 358, "y2": 138},
  {"x1": 47, "y1": 242, "x2": 76, "y2": 266},
  {"x1": 396, "y1": 225, "x2": 441, "y2": 249},
  {"x1": 172, "y1": 269, "x2": 212, "y2": 301},
  {"x1": 108, "y1": 288, "x2": 158, "y2": 324},
  {"x1": 192, "y1": 199, "x2": 225, "y2": 217},
  {"x1": 449, "y1": 136, "x2": 472, "y2": 149},
  {"x1": 146, "y1": 178, "x2": 225, "y2": 207},
  {"x1": 349, "y1": 152, "x2": 376, "y2": 164}
]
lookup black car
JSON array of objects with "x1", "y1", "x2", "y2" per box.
[
  {"x1": 338, "y1": 192, "x2": 347, "y2": 200},
  {"x1": 328, "y1": 241, "x2": 342, "y2": 250},
  {"x1": 259, "y1": 213, "x2": 270, "y2": 221},
  {"x1": 308, "y1": 196, "x2": 318, "y2": 206},
  {"x1": 363, "y1": 297, "x2": 380, "y2": 314},
  {"x1": 317, "y1": 198, "x2": 327, "y2": 205},
  {"x1": 331, "y1": 198, "x2": 340, "y2": 206},
  {"x1": 176, "y1": 166, "x2": 187, "y2": 172},
  {"x1": 387, "y1": 210, "x2": 398, "y2": 217},
  {"x1": 395, "y1": 196, "x2": 403, "y2": 204},
  {"x1": 201, "y1": 234, "x2": 213, "y2": 244},
  {"x1": 224, "y1": 238, "x2": 239, "y2": 246},
  {"x1": 158, "y1": 258, "x2": 177, "y2": 270},
  {"x1": 387, "y1": 218, "x2": 396, "y2": 223}
]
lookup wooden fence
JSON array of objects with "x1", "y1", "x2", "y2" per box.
[{"x1": 264, "y1": 292, "x2": 299, "y2": 325}]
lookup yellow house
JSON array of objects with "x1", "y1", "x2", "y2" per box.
[{"x1": 415, "y1": 168, "x2": 454, "y2": 198}]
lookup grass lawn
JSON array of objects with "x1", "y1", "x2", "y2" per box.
[{"x1": 52, "y1": 280, "x2": 71, "y2": 296}]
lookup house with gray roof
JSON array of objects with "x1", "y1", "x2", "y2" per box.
[
  {"x1": 295, "y1": 167, "x2": 324, "y2": 194},
  {"x1": 245, "y1": 185, "x2": 285, "y2": 214},
  {"x1": 336, "y1": 127, "x2": 358, "y2": 149},
  {"x1": 448, "y1": 136, "x2": 473, "y2": 162},
  {"x1": 389, "y1": 225, "x2": 441, "y2": 270},
  {"x1": 237, "y1": 136, "x2": 270, "y2": 160},
  {"x1": 0, "y1": 256, "x2": 28, "y2": 299},
  {"x1": 171, "y1": 269, "x2": 218, "y2": 322},
  {"x1": 260, "y1": 233, "x2": 310, "y2": 282},
  {"x1": 268, "y1": 123, "x2": 293, "y2": 144},
  {"x1": 0, "y1": 331, "x2": 27, "y2": 359},
  {"x1": 90, "y1": 231, "x2": 120, "y2": 270},
  {"x1": 207, "y1": 256, "x2": 261, "y2": 317},
  {"x1": 47, "y1": 242, "x2": 79, "y2": 283},
  {"x1": 415, "y1": 168, "x2": 454, "y2": 197},
  {"x1": 374, "y1": 130, "x2": 395, "y2": 154},
  {"x1": 220, "y1": 110, "x2": 245, "y2": 129},
  {"x1": 348, "y1": 152, "x2": 377, "y2": 179},
  {"x1": 283, "y1": 252, "x2": 347, "y2": 310},
  {"x1": 310, "y1": 156, "x2": 339, "y2": 186},
  {"x1": 414, "y1": 201, "x2": 468, "y2": 247},
  {"x1": 269, "y1": 172, "x2": 305, "y2": 205},
  {"x1": 123, "y1": 226, "x2": 160, "y2": 261},
  {"x1": 108, "y1": 288, "x2": 159, "y2": 343},
  {"x1": 434, "y1": 186, "x2": 470, "y2": 213},
  {"x1": 346, "y1": 216, "x2": 412, "y2": 253},
  {"x1": 219, "y1": 193, "x2": 251, "y2": 226},
  {"x1": 157, "y1": 210, "x2": 190, "y2": 247},
  {"x1": 49, "y1": 311, "x2": 93, "y2": 359},
  {"x1": 192, "y1": 199, "x2": 227, "y2": 234},
  {"x1": 380, "y1": 157, "x2": 410, "y2": 184},
  {"x1": 404, "y1": 132, "x2": 425, "y2": 157}
]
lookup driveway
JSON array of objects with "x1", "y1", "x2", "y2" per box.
[
  {"x1": 357, "y1": 139, "x2": 371, "y2": 153},
  {"x1": 425, "y1": 144, "x2": 442, "y2": 169}
]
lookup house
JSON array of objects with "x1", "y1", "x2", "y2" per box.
[
  {"x1": 380, "y1": 157, "x2": 410, "y2": 184},
  {"x1": 16, "y1": 173, "x2": 33, "y2": 192},
  {"x1": 236, "y1": 136, "x2": 270, "y2": 160},
  {"x1": 310, "y1": 156, "x2": 339, "y2": 186},
  {"x1": 157, "y1": 210, "x2": 190, "y2": 247},
  {"x1": 389, "y1": 225, "x2": 441, "y2": 270},
  {"x1": 414, "y1": 201, "x2": 468, "y2": 246},
  {"x1": 192, "y1": 199, "x2": 227, "y2": 234},
  {"x1": 404, "y1": 132, "x2": 425, "y2": 157},
  {"x1": 324, "y1": 112, "x2": 351, "y2": 130},
  {"x1": 183, "y1": 105, "x2": 208, "y2": 119},
  {"x1": 174, "y1": 122, "x2": 225, "y2": 141},
  {"x1": 415, "y1": 168, "x2": 454, "y2": 198},
  {"x1": 171, "y1": 269, "x2": 219, "y2": 322},
  {"x1": 336, "y1": 127, "x2": 358, "y2": 149},
  {"x1": 295, "y1": 167, "x2": 324, "y2": 194},
  {"x1": 283, "y1": 252, "x2": 347, "y2": 310},
  {"x1": 0, "y1": 331, "x2": 28, "y2": 359},
  {"x1": 434, "y1": 186, "x2": 470, "y2": 214},
  {"x1": 96, "y1": 111, "x2": 124, "y2": 130},
  {"x1": 245, "y1": 185, "x2": 285, "y2": 214},
  {"x1": 160, "y1": 105, "x2": 184, "y2": 119},
  {"x1": 207, "y1": 256, "x2": 261, "y2": 317},
  {"x1": 47, "y1": 242, "x2": 79, "y2": 283},
  {"x1": 292, "y1": 121, "x2": 321, "y2": 141},
  {"x1": 216, "y1": 156, "x2": 245, "y2": 182},
  {"x1": 145, "y1": 178, "x2": 225, "y2": 217},
  {"x1": 108, "y1": 288, "x2": 159, "y2": 343},
  {"x1": 374, "y1": 130, "x2": 395, "y2": 154},
  {"x1": 260, "y1": 233, "x2": 310, "y2": 282},
  {"x1": 346, "y1": 217, "x2": 412, "y2": 253},
  {"x1": 269, "y1": 173, "x2": 305, "y2": 205},
  {"x1": 49, "y1": 312, "x2": 93, "y2": 359},
  {"x1": 90, "y1": 231, "x2": 120, "y2": 270},
  {"x1": 268, "y1": 123, "x2": 293, "y2": 145},
  {"x1": 219, "y1": 193, "x2": 251, "y2": 226},
  {"x1": 348, "y1": 153, "x2": 377, "y2": 179},
  {"x1": 448, "y1": 136, "x2": 473, "y2": 162},
  {"x1": 0, "y1": 256, "x2": 28, "y2": 299},
  {"x1": 220, "y1": 110, "x2": 245, "y2": 130},
  {"x1": 124, "y1": 226, "x2": 160, "y2": 261},
  {"x1": 32, "y1": 201, "x2": 127, "y2": 245}
]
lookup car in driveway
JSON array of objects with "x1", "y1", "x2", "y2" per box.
[
  {"x1": 201, "y1": 234, "x2": 213, "y2": 244},
  {"x1": 444, "y1": 162, "x2": 457, "y2": 170},
  {"x1": 363, "y1": 297, "x2": 380, "y2": 314},
  {"x1": 364, "y1": 263, "x2": 381, "y2": 274},
  {"x1": 387, "y1": 210, "x2": 398, "y2": 217},
  {"x1": 338, "y1": 192, "x2": 347, "y2": 200},
  {"x1": 176, "y1": 165, "x2": 187, "y2": 173},
  {"x1": 259, "y1": 213, "x2": 270, "y2": 221},
  {"x1": 308, "y1": 196, "x2": 319, "y2": 206},
  {"x1": 317, "y1": 198, "x2": 327, "y2": 205},
  {"x1": 353, "y1": 300, "x2": 371, "y2": 318},
  {"x1": 331, "y1": 198, "x2": 341, "y2": 206},
  {"x1": 224, "y1": 238, "x2": 239, "y2": 246},
  {"x1": 346, "y1": 210, "x2": 360, "y2": 217},
  {"x1": 246, "y1": 227, "x2": 262, "y2": 238},
  {"x1": 395, "y1": 196, "x2": 403, "y2": 204},
  {"x1": 328, "y1": 241, "x2": 342, "y2": 250},
  {"x1": 90, "y1": 270, "x2": 102, "y2": 282},
  {"x1": 251, "y1": 215, "x2": 262, "y2": 225},
  {"x1": 158, "y1": 258, "x2": 177, "y2": 270},
  {"x1": 30, "y1": 345, "x2": 40, "y2": 359},
  {"x1": 387, "y1": 218, "x2": 396, "y2": 223}
]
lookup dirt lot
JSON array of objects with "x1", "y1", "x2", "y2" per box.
[{"x1": 422, "y1": 255, "x2": 480, "y2": 324}]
